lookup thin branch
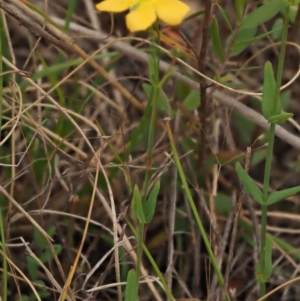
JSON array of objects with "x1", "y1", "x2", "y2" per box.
[{"x1": 197, "y1": 0, "x2": 212, "y2": 173}]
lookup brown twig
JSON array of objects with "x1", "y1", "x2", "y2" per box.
[
  {"x1": 197, "y1": 0, "x2": 212, "y2": 175},
  {"x1": 0, "y1": 1, "x2": 76, "y2": 55},
  {"x1": 3, "y1": 0, "x2": 144, "y2": 111}
]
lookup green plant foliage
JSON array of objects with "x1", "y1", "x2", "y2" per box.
[
  {"x1": 271, "y1": 18, "x2": 284, "y2": 39},
  {"x1": 262, "y1": 61, "x2": 277, "y2": 119},
  {"x1": 266, "y1": 186, "x2": 300, "y2": 205},
  {"x1": 229, "y1": 26, "x2": 257, "y2": 56},
  {"x1": 142, "y1": 83, "x2": 171, "y2": 115},
  {"x1": 125, "y1": 269, "x2": 139, "y2": 301},
  {"x1": 143, "y1": 181, "x2": 160, "y2": 223},
  {"x1": 236, "y1": 163, "x2": 264, "y2": 204},
  {"x1": 235, "y1": 0, "x2": 246, "y2": 22},
  {"x1": 267, "y1": 112, "x2": 293, "y2": 123},
  {"x1": 182, "y1": 89, "x2": 201, "y2": 110},
  {"x1": 214, "y1": 193, "x2": 232, "y2": 215},
  {"x1": 251, "y1": 149, "x2": 267, "y2": 166},
  {"x1": 26, "y1": 256, "x2": 38, "y2": 281},
  {"x1": 240, "y1": 0, "x2": 283, "y2": 29},
  {"x1": 255, "y1": 233, "x2": 273, "y2": 283},
  {"x1": 39, "y1": 244, "x2": 62, "y2": 263},
  {"x1": 210, "y1": 18, "x2": 224, "y2": 63},
  {"x1": 33, "y1": 226, "x2": 55, "y2": 250},
  {"x1": 265, "y1": 234, "x2": 273, "y2": 279},
  {"x1": 132, "y1": 185, "x2": 146, "y2": 223}
]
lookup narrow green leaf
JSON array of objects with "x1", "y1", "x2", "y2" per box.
[
  {"x1": 26, "y1": 256, "x2": 38, "y2": 280},
  {"x1": 132, "y1": 185, "x2": 146, "y2": 223},
  {"x1": 236, "y1": 163, "x2": 263, "y2": 204},
  {"x1": 240, "y1": 0, "x2": 283, "y2": 29},
  {"x1": 267, "y1": 112, "x2": 293, "y2": 123},
  {"x1": 143, "y1": 181, "x2": 160, "y2": 223},
  {"x1": 229, "y1": 26, "x2": 257, "y2": 56},
  {"x1": 210, "y1": 18, "x2": 224, "y2": 62},
  {"x1": 217, "y1": 4, "x2": 233, "y2": 32},
  {"x1": 230, "y1": 26, "x2": 282, "y2": 56},
  {"x1": 235, "y1": 0, "x2": 246, "y2": 22},
  {"x1": 39, "y1": 245, "x2": 62, "y2": 264},
  {"x1": 125, "y1": 269, "x2": 138, "y2": 301},
  {"x1": 262, "y1": 61, "x2": 277, "y2": 119},
  {"x1": 265, "y1": 234, "x2": 273, "y2": 280},
  {"x1": 183, "y1": 90, "x2": 201, "y2": 110},
  {"x1": 271, "y1": 18, "x2": 284, "y2": 40},
  {"x1": 266, "y1": 185, "x2": 300, "y2": 205},
  {"x1": 142, "y1": 83, "x2": 171, "y2": 115},
  {"x1": 272, "y1": 236, "x2": 300, "y2": 260}
]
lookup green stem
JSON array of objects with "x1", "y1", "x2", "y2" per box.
[
  {"x1": 134, "y1": 27, "x2": 160, "y2": 301},
  {"x1": 262, "y1": 124, "x2": 276, "y2": 201},
  {"x1": 143, "y1": 85, "x2": 159, "y2": 198},
  {"x1": 135, "y1": 222, "x2": 144, "y2": 299},
  {"x1": 259, "y1": 5, "x2": 290, "y2": 299},
  {"x1": 165, "y1": 122, "x2": 231, "y2": 301},
  {"x1": 127, "y1": 220, "x2": 174, "y2": 301},
  {"x1": 259, "y1": 204, "x2": 268, "y2": 297}
]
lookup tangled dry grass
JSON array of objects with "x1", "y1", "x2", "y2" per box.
[{"x1": 1, "y1": 1, "x2": 300, "y2": 301}]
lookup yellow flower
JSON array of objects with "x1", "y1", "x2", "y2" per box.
[{"x1": 95, "y1": 0, "x2": 190, "y2": 32}]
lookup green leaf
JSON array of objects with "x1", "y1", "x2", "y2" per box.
[
  {"x1": 240, "y1": 0, "x2": 283, "y2": 29},
  {"x1": 230, "y1": 27, "x2": 281, "y2": 56},
  {"x1": 267, "y1": 112, "x2": 293, "y2": 123},
  {"x1": 229, "y1": 26, "x2": 257, "y2": 56},
  {"x1": 217, "y1": 4, "x2": 233, "y2": 32},
  {"x1": 132, "y1": 185, "x2": 146, "y2": 223},
  {"x1": 266, "y1": 185, "x2": 300, "y2": 205},
  {"x1": 271, "y1": 18, "x2": 284, "y2": 40},
  {"x1": 33, "y1": 226, "x2": 56, "y2": 250},
  {"x1": 235, "y1": 0, "x2": 246, "y2": 22},
  {"x1": 282, "y1": 0, "x2": 300, "y2": 6},
  {"x1": 262, "y1": 61, "x2": 277, "y2": 119},
  {"x1": 183, "y1": 90, "x2": 200, "y2": 110},
  {"x1": 142, "y1": 83, "x2": 171, "y2": 115},
  {"x1": 236, "y1": 163, "x2": 263, "y2": 204},
  {"x1": 125, "y1": 269, "x2": 138, "y2": 301},
  {"x1": 26, "y1": 256, "x2": 38, "y2": 280},
  {"x1": 143, "y1": 181, "x2": 160, "y2": 223},
  {"x1": 39, "y1": 244, "x2": 62, "y2": 263},
  {"x1": 210, "y1": 18, "x2": 224, "y2": 62},
  {"x1": 272, "y1": 236, "x2": 300, "y2": 260},
  {"x1": 265, "y1": 234, "x2": 273, "y2": 279}
]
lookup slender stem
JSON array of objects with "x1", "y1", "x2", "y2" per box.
[
  {"x1": 259, "y1": 5, "x2": 290, "y2": 299},
  {"x1": 135, "y1": 222, "x2": 144, "y2": 296},
  {"x1": 143, "y1": 85, "x2": 159, "y2": 198},
  {"x1": 259, "y1": 204, "x2": 268, "y2": 297},
  {"x1": 127, "y1": 220, "x2": 174, "y2": 301},
  {"x1": 262, "y1": 124, "x2": 276, "y2": 201},
  {"x1": 134, "y1": 27, "x2": 160, "y2": 301},
  {"x1": 165, "y1": 121, "x2": 231, "y2": 301}
]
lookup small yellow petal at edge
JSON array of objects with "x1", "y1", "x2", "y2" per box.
[
  {"x1": 155, "y1": 0, "x2": 190, "y2": 26},
  {"x1": 126, "y1": 2, "x2": 156, "y2": 32},
  {"x1": 96, "y1": 0, "x2": 132, "y2": 12}
]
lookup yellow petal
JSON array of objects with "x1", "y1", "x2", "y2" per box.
[
  {"x1": 96, "y1": 0, "x2": 134, "y2": 12},
  {"x1": 154, "y1": 0, "x2": 190, "y2": 26},
  {"x1": 126, "y1": 2, "x2": 156, "y2": 32}
]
